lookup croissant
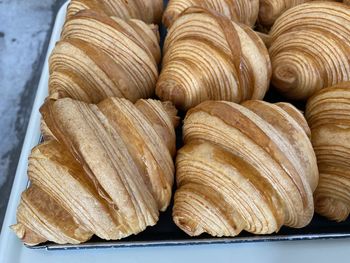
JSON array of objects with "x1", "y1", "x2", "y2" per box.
[
  {"x1": 269, "y1": 2, "x2": 350, "y2": 100},
  {"x1": 156, "y1": 8, "x2": 271, "y2": 110},
  {"x1": 163, "y1": 0, "x2": 259, "y2": 28},
  {"x1": 66, "y1": 0, "x2": 163, "y2": 24},
  {"x1": 173, "y1": 100, "x2": 318, "y2": 237},
  {"x1": 11, "y1": 97, "x2": 178, "y2": 245},
  {"x1": 305, "y1": 82, "x2": 350, "y2": 222},
  {"x1": 49, "y1": 10, "x2": 160, "y2": 104}
]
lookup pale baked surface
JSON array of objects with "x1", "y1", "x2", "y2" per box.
[
  {"x1": 269, "y1": 2, "x2": 350, "y2": 100},
  {"x1": 173, "y1": 100, "x2": 318, "y2": 237},
  {"x1": 66, "y1": 0, "x2": 164, "y2": 23},
  {"x1": 163, "y1": 0, "x2": 259, "y2": 28},
  {"x1": 9, "y1": 0, "x2": 350, "y2": 247},
  {"x1": 306, "y1": 82, "x2": 350, "y2": 222},
  {"x1": 49, "y1": 10, "x2": 160, "y2": 104},
  {"x1": 157, "y1": 8, "x2": 271, "y2": 110},
  {"x1": 12, "y1": 98, "x2": 177, "y2": 245}
]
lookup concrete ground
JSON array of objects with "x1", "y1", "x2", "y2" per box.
[{"x1": 0, "y1": 0, "x2": 66, "y2": 230}]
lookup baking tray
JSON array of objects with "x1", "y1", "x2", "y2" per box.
[{"x1": 11, "y1": 0, "x2": 350, "y2": 251}]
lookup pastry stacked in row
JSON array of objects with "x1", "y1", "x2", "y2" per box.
[
  {"x1": 49, "y1": 0, "x2": 350, "y2": 106},
  {"x1": 160, "y1": 1, "x2": 350, "y2": 103},
  {"x1": 164, "y1": 0, "x2": 350, "y2": 28},
  {"x1": 12, "y1": 0, "x2": 350, "y2": 245},
  {"x1": 13, "y1": 0, "x2": 171, "y2": 246}
]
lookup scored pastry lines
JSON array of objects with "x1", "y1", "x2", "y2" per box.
[
  {"x1": 174, "y1": 100, "x2": 317, "y2": 237},
  {"x1": 12, "y1": 98, "x2": 177, "y2": 245}
]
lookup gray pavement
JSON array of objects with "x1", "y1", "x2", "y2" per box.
[{"x1": 0, "y1": 0, "x2": 66, "y2": 230}]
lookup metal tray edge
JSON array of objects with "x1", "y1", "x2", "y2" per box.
[{"x1": 28, "y1": 233, "x2": 350, "y2": 251}]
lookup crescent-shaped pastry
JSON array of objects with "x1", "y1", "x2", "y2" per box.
[
  {"x1": 66, "y1": 0, "x2": 163, "y2": 24},
  {"x1": 156, "y1": 8, "x2": 271, "y2": 110},
  {"x1": 163, "y1": 0, "x2": 259, "y2": 28},
  {"x1": 173, "y1": 100, "x2": 318, "y2": 237},
  {"x1": 269, "y1": 2, "x2": 350, "y2": 100},
  {"x1": 305, "y1": 82, "x2": 350, "y2": 221},
  {"x1": 49, "y1": 10, "x2": 160, "y2": 103},
  {"x1": 11, "y1": 97, "x2": 178, "y2": 245}
]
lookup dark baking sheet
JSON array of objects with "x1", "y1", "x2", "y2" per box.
[{"x1": 28, "y1": 0, "x2": 350, "y2": 250}]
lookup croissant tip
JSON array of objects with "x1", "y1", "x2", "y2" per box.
[
  {"x1": 315, "y1": 197, "x2": 350, "y2": 222},
  {"x1": 11, "y1": 223, "x2": 25, "y2": 239},
  {"x1": 162, "y1": 11, "x2": 175, "y2": 29},
  {"x1": 148, "y1": 23, "x2": 160, "y2": 41},
  {"x1": 272, "y1": 64, "x2": 297, "y2": 87},
  {"x1": 160, "y1": 101, "x2": 180, "y2": 127},
  {"x1": 156, "y1": 81, "x2": 186, "y2": 110},
  {"x1": 173, "y1": 216, "x2": 202, "y2": 237}
]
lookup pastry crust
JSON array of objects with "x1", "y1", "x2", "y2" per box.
[
  {"x1": 173, "y1": 100, "x2": 318, "y2": 237},
  {"x1": 163, "y1": 0, "x2": 259, "y2": 28},
  {"x1": 259, "y1": 0, "x2": 310, "y2": 27},
  {"x1": 156, "y1": 8, "x2": 271, "y2": 110},
  {"x1": 66, "y1": 0, "x2": 164, "y2": 24},
  {"x1": 49, "y1": 10, "x2": 160, "y2": 103},
  {"x1": 12, "y1": 98, "x2": 177, "y2": 245},
  {"x1": 269, "y1": 2, "x2": 350, "y2": 100},
  {"x1": 306, "y1": 82, "x2": 350, "y2": 221}
]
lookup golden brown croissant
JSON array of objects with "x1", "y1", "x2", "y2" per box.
[
  {"x1": 163, "y1": 0, "x2": 259, "y2": 28},
  {"x1": 305, "y1": 82, "x2": 350, "y2": 222},
  {"x1": 156, "y1": 8, "x2": 271, "y2": 110},
  {"x1": 173, "y1": 100, "x2": 318, "y2": 237},
  {"x1": 11, "y1": 97, "x2": 178, "y2": 245},
  {"x1": 66, "y1": 0, "x2": 164, "y2": 23},
  {"x1": 49, "y1": 10, "x2": 160, "y2": 104},
  {"x1": 269, "y1": 2, "x2": 350, "y2": 100}
]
